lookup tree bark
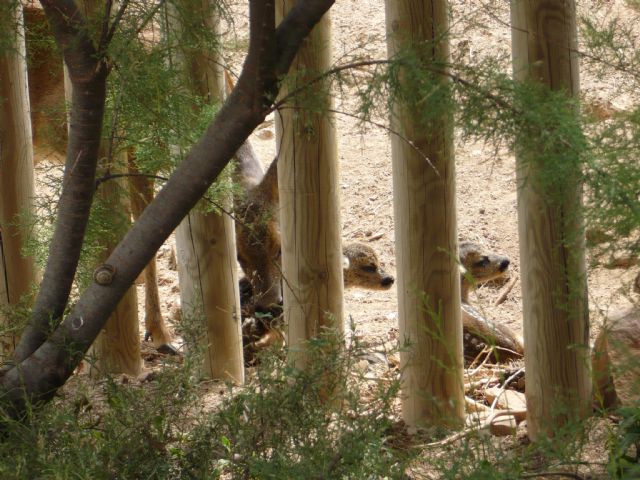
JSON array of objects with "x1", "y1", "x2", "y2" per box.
[
  {"x1": 511, "y1": 0, "x2": 590, "y2": 440},
  {"x1": 0, "y1": 3, "x2": 38, "y2": 356},
  {"x1": 385, "y1": 0, "x2": 464, "y2": 428},
  {"x1": 275, "y1": 2, "x2": 344, "y2": 367},
  {"x1": 171, "y1": 0, "x2": 244, "y2": 383},
  {"x1": 70, "y1": 0, "x2": 142, "y2": 378},
  {"x1": 11, "y1": 0, "x2": 109, "y2": 366},
  {"x1": 0, "y1": 0, "x2": 335, "y2": 415}
]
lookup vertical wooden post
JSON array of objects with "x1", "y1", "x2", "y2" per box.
[
  {"x1": 510, "y1": 0, "x2": 590, "y2": 440},
  {"x1": 72, "y1": 0, "x2": 141, "y2": 377},
  {"x1": 0, "y1": 3, "x2": 39, "y2": 356},
  {"x1": 275, "y1": 3, "x2": 344, "y2": 366},
  {"x1": 90, "y1": 155, "x2": 142, "y2": 376},
  {"x1": 172, "y1": 0, "x2": 244, "y2": 383},
  {"x1": 385, "y1": 0, "x2": 464, "y2": 428}
]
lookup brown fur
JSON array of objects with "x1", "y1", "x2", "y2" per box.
[
  {"x1": 237, "y1": 159, "x2": 521, "y2": 364},
  {"x1": 234, "y1": 154, "x2": 282, "y2": 311},
  {"x1": 342, "y1": 243, "x2": 394, "y2": 290},
  {"x1": 234, "y1": 149, "x2": 396, "y2": 315},
  {"x1": 458, "y1": 242, "x2": 523, "y2": 363},
  {"x1": 459, "y1": 241, "x2": 510, "y2": 303}
]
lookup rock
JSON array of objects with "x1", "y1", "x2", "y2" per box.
[
  {"x1": 485, "y1": 387, "x2": 527, "y2": 422},
  {"x1": 490, "y1": 414, "x2": 517, "y2": 436}
]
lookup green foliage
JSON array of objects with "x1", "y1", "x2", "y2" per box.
[
  {"x1": 0, "y1": 1, "x2": 22, "y2": 56},
  {"x1": 181, "y1": 331, "x2": 410, "y2": 479},
  {"x1": 19, "y1": 0, "x2": 236, "y2": 298},
  {"x1": 4, "y1": 2, "x2": 640, "y2": 478},
  {"x1": 608, "y1": 405, "x2": 640, "y2": 478},
  {"x1": 0, "y1": 361, "x2": 198, "y2": 480},
  {"x1": 342, "y1": 16, "x2": 639, "y2": 263},
  {"x1": 0, "y1": 333, "x2": 410, "y2": 479}
]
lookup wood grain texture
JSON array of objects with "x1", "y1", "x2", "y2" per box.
[
  {"x1": 91, "y1": 265, "x2": 142, "y2": 376},
  {"x1": 0, "y1": 4, "x2": 38, "y2": 356},
  {"x1": 510, "y1": 0, "x2": 590, "y2": 440},
  {"x1": 385, "y1": 0, "x2": 464, "y2": 427},
  {"x1": 275, "y1": 3, "x2": 344, "y2": 366},
  {"x1": 66, "y1": 0, "x2": 142, "y2": 377},
  {"x1": 90, "y1": 153, "x2": 142, "y2": 377},
  {"x1": 173, "y1": 0, "x2": 244, "y2": 383}
]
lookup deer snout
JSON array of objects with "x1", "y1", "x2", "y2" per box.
[{"x1": 380, "y1": 273, "x2": 395, "y2": 288}]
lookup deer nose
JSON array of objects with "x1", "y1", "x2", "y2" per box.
[
  {"x1": 499, "y1": 259, "x2": 510, "y2": 272},
  {"x1": 381, "y1": 275, "x2": 394, "y2": 287}
]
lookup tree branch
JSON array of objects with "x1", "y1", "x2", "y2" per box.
[
  {"x1": 2, "y1": 0, "x2": 336, "y2": 415},
  {"x1": 39, "y1": 0, "x2": 106, "y2": 81},
  {"x1": 103, "y1": 0, "x2": 131, "y2": 51},
  {"x1": 11, "y1": 0, "x2": 109, "y2": 366}
]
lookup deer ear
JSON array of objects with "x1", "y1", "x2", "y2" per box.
[{"x1": 342, "y1": 255, "x2": 350, "y2": 270}]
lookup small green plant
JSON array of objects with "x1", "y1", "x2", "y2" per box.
[
  {"x1": 607, "y1": 405, "x2": 640, "y2": 479},
  {"x1": 181, "y1": 330, "x2": 411, "y2": 479}
]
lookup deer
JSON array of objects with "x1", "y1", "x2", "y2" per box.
[
  {"x1": 459, "y1": 241, "x2": 524, "y2": 363},
  {"x1": 234, "y1": 146, "x2": 522, "y2": 363}
]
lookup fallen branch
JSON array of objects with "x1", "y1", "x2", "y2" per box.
[
  {"x1": 419, "y1": 408, "x2": 527, "y2": 448},
  {"x1": 465, "y1": 396, "x2": 490, "y2": 413},
  {"x1": 520, "y1": 472, "x2": 586, "y2": 480},
  {"x1": 494, "y1": 274, "x2": 519, "y2": 306}
]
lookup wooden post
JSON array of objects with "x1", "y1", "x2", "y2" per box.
[
  {"x1": 90, "y1": 154, "x2": 142, "y2": 376},
  {"x1": 172, "y1": 0, "x2": 244, "y2": 383},
  {"x1": 275, "y1": 3, "x2": 344, "y2": 366},
  {"x1": 0, "y1": 3, "x2": 39, "y2": 356},
  {"x1": 385, "y1": 0, "x2": 464, "y2": 428},
  {"x1": 71, "y1": 0, "x2": 141, "y2": 376},
  {"x1": 510, "y1": 0, "x2": 591, "y2": 440}
]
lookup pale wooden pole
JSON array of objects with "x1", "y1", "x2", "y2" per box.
[
  {"x1": 21, "y1": 1, "x2": 140, "y2": 374},
  {"x1": 171, "y1": 0, "x2": 244, "y2": 383},
  {"x1": 0, "y1": 3, "x2": 39, "y2": 356},
  {"x1": 385, "y1": 0, "x2": 464, "y2": 428},
  {"x1": 275, "y1": 3, "x2": 344, "y2": 366},
  {"x1": 511, "y1": 0, "x2": 590, "y2": 440},
  {"x1": 71, "y1": 0, "x2": 141, "y2": 376},
  {"x1": 90, "y1": 154, "x2": 142, "y2": 376}
]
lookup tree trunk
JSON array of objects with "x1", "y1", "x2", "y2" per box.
[
  {"x1": 275, "y1": 3, "x2": 344, "y2": 367},
  {"x1": 171, "y1": 0, "x2": 244, "y2": 383},
  {"x1": 510, "y1": 0, "x2": 590, "y2": 440},
  {"x1": 0, "y1": 3, "x2": 38, "y2": 356},
  {"x1": 10, "y1": 0, "x2": 109, "y2": 366},
  {"x1": 385, "y1": 0, "x2": 464, "y2": 428},
  {"x1": 0, "y1": 0, "x2": 335, "y2": 418}
]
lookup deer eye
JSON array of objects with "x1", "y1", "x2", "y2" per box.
[
  {"x1": 361, "y1": 264, "x2": 377, "y2": 273},
  {"x1": 474, "y1": 256, "x2": 490, "y2": 268}
]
